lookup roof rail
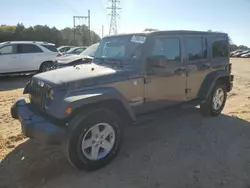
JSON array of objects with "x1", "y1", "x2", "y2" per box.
[{"x1": 32, "y1": 41, "x2": 48, "y2": 44}]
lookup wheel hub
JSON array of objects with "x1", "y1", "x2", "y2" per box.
[
  {"x1": 212, "y1": 88, "x2": 224, "y2": 111},
  {"x1": 81, "y1": 123, "x2": 115, "y2": 161}
]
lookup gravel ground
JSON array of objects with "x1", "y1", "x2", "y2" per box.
[{"x1": 1, "y1": 59, "x2": 250, "y2": 188}]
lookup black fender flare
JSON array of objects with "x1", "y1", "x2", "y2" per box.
[
  {"x1": 63, "y1": 87, "x2": 136, "y2": 121},
  {"x1": 198, "y1": 70, "x2": 230, "y2": 100},
  {"x1": 23, "y1": 81, "x2": 31, "y2": 94}
]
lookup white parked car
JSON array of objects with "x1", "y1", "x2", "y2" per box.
[
  {"x1": 0, "y1": 41, "x2": 61, "y2": 74},
  {"x1": 241, "y1": 52, "x2": 250, "y2": 58}
]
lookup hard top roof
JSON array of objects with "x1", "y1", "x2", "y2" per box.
[{"x1": 104, "y1": 30, "x2": 228, "y2": 38}]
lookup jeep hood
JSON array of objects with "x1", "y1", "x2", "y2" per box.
[
  {"x1": 33, "y1": 63, "x2": 129, "y2": 89},
  {"x1": 56, "y1": 54, "x2": 93, "y2": 64}
]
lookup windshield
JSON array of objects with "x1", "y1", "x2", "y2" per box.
[
  {"x1": 80, "y1": 43, "x2": 99, "y2": 57},
  {"x1": 94, "y1": 35, "x2": 146, "y2": 61}
]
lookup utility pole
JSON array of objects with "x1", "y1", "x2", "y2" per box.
[
  {"x1": 88, "y1": 10, "x2": 91, "y2": 44},
  {"x1": 73, "y1": 10, "x2": 91, "y2": 45},
  {"x1": 73, "y1": 16, "x2": 76, "y2": 42},
  {"x1": 102, "y1": 25, "x2": 104, "y2": 38},
  {"x1": 107, "y1": 0, "x2": 121, "y2": 35}
]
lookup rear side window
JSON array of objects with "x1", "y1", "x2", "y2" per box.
[
  {"x1": 187, "y1": 37, "x2": 207, "y2": 61},
  {"x1": 19, "y1": 44, "x2": 43, "y2": 53},
  {"x1": 42, "y1": 45, "x2": 58, "y2": 52},
  {"x1": 212, "y1": 37, "x2": 229, "y2": 58}
]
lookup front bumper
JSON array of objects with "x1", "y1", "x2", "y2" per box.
[{"x1": 11, "y1": 98, "x2": 66, "y2": 144}]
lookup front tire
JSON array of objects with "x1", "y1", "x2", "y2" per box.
[
  {"x1": 200, "y1": 82, "x2": 227, "y2": 117},
  {"x1": 63, "y1": 108, "x2": 123, "y2": 171}
]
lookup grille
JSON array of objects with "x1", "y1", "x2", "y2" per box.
[{"x1": 29, "y1": 80, "x2": 48, "y2": 110}]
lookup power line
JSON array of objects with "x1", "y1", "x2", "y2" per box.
[
  {"x1": 47, "y1": 0, "x2": 79, "y2": 15},
  {"x1": 107, "y1": 0, "x2": 121, "y2": 35},
  {"x1": 73, "y1": 10, "x2": 91, "y2": 45},
  {"x1": 61, "y1": 0, "x2": 80, "y2": 15}
]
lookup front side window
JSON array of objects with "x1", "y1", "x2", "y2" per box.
[
  {"x1": 212, "y1": 37, "x2": 229, "y2": 58},
  {"x1": 94, "y1": 35, "x2": 146, "y2": 61},
  {"x1": 151, "y1": 37, "x2": 181, "y2": 62},
  {"x1": 0, "y1": 45, "x2": 17, "y2": 54},
  {"x1": 187, "y1": 37, "x2": 207, "y2": 61},
  {"x1": 19, "y1": 44, "x2": 43, "y2": 53}
]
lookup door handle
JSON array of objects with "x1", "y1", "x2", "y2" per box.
[
  {"x1": 202, "y1": 63, "x2": 211, "y2": 69},
  {"x1": 174, "y1": 68, "x2": 185, "y2": 75}
]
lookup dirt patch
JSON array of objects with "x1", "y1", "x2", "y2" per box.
[
  {"x1": 231, "y1": 58, "x2": 250, "y2": 62},
  {"x1": 0, "y1": 134, "x2": 27, "y2": 159}
]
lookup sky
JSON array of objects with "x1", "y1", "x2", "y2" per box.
[{"x1": 1, "y1": 0, "x2": 250, "y2": 46}]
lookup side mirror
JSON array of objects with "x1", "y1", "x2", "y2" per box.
[{"x1": 147, "y1": 55, "x2": 167, "y2": 68}]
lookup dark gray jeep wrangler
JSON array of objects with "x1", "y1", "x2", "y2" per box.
[{"x1": 11, "y1": 30, "x2": 234, "y2": 171}]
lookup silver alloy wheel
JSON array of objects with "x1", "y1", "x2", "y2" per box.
[
  {"x1": 81, "y1": 123, "x2": 116, "y2": 161},
  {"x1": 212, "y1": 88, "x2": 225, "y2": 111}
]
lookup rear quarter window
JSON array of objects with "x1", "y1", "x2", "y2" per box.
[
  {"x1": 212, "y1": 37, "x2": 229, "y2": 58},
  {"x1": 42, "y1": 45, "x2": 58, "y2": 52}
]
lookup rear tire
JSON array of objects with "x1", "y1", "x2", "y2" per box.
[
  {"x1": 63, "y1": 108, "x2": 123, "y2": 171},
  {"x1": 39, "y1": 62, "x2": 53, "y2": 72},
  {"x1": 200, "y1": 82, "x2": 227, "y2": 117}
]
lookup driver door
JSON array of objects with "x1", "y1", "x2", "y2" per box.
[{"x1": 144, "y1": 34, "x2": 187, "y2": 112}]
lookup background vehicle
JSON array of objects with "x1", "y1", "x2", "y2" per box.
[
  {"x1": 57, "y1": 45, "x2": 75, "y2": 53},
  {"x1": 231, "y1": 50, "x2": 243, "y2": 57},
  {"x1": 230, "y1": 50, "x2": 240, "y2": 57},
  {"x1": 0, "y1": 41, "x2": 60, "y2": 74},
  {"x1": 239, "y1": 50, "x2": 250, "y2": 57},
  {"x1": 55, "y1": 43, "x2": 99, "y2": 68},
  {"x1": 241, "y1": 52, "x2": 250, "y2": 58},
  {"x1": 11, "y1": 30, "x2": 233, "y2": 171},
  {"x1": 232, "y1": 50, "x2": 250, "y2": 57},
  {"x1": 62, "y1": 46, "x2": 87, "y2": 55}
]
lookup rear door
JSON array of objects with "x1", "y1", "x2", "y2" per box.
[
  {"x1": 18, "y1": 44, "x2": 44, "y2": 71},
  {"x1": 185, "y1": 35, "x2": 211, "y2": 99},
  {"x1": 0, "y1": 44, "x2": 19, "y2": 73}
]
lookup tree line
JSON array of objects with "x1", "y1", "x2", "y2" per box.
[
  {"x1": 0, "y1": 23, "x2": 101, "y2": 47},
  {"x1": 0, "y1": 24, "x2": 248, "y2": 51}
]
